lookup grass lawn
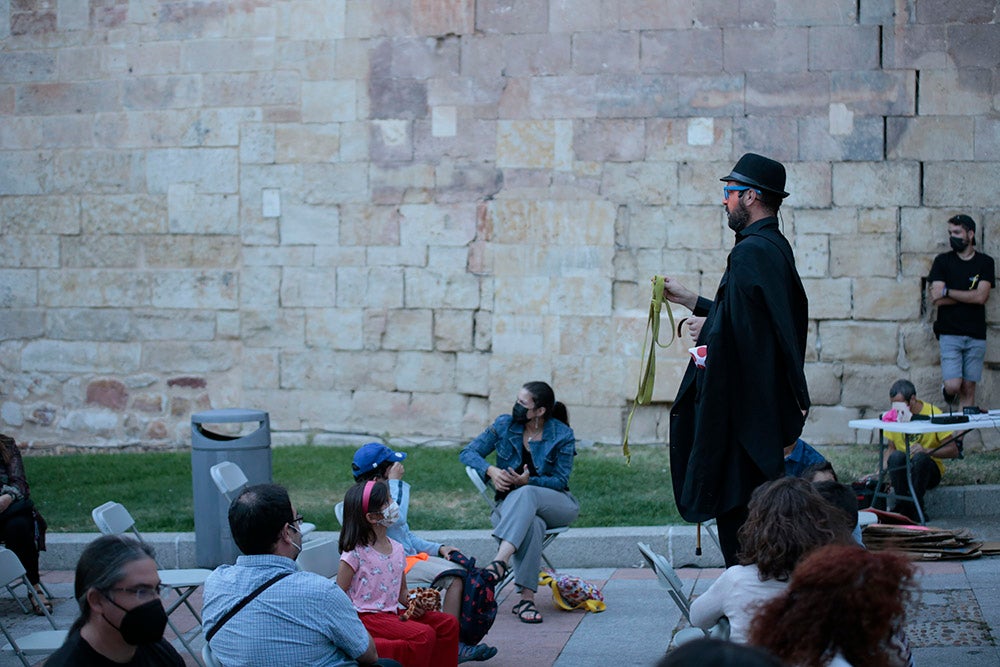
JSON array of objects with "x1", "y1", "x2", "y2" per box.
[{"x1": 24, "y1": 443, "x2": 1000, "y2": 533}]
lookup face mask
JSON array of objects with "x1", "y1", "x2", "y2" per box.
[
  {"x1": 103, "y1": 596, "x2": 168, "y2": 646},
  {"x1": 511, "y1": 403, "x2": 529, "y2": 424},
  {"x1": 378, "y1": 501, "x2": 400, "y2": 527},
  {"x1": 950, "y1": 236, "x2": 969, "y2": 252}
]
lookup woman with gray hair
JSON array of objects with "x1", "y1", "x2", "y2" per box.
[{"x1": 46, "y1": 534, "x2": 184, "y2": 666}]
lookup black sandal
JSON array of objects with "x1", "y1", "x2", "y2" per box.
[
  {"x1": 485, "y1": 560, "x2": 510, "y2": 582},
  {"x1": 511, "y1": 599, "x2": 543, "y2": 624}
]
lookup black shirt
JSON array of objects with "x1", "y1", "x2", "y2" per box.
[
  {"x1": 928, "y1": 250, "x2": 995, "y2": 339},
  {"x1": 45, "y1": 630, "x2": 185, "y2": 667}
]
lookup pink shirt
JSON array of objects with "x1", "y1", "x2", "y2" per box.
[{"x1": 339, "y1": 540, "x2": 405, "y2": 614}]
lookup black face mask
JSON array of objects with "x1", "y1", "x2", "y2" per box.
[
  {"x1": 511, "y1": 403, "x2": 529, "y2": 424},
  {"x1": 103, "y1": 596, "x2": 168, "y2": 646},
  {"x1": 950, "y1": 236, "x2": 969, "y2": 252}
]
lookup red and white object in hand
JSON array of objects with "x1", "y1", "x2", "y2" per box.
[{"x1": 688, "y1": 345, "x2": 707, "y2": 369}]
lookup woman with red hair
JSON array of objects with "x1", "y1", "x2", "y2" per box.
[{"x1": 749, "y1": 544, "x2": 915, "y2": 667}]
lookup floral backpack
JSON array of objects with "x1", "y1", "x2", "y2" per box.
[{"x1": 539, "y1": 570, "x2": 607, "y2": 613}]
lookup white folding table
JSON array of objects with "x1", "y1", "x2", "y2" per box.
[{"x1": 849, "y1": 414, "x2": 1000, "y2": 523}]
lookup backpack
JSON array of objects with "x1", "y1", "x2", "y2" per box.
[
  {"x1": 539, "y1": 570, "x2": 606, "y2": 612},
  {"x1": 432, "y1": 551, "x2": 498, "y2": 645}
]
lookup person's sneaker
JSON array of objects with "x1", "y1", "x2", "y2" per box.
[{"x1": 458, "y1": 642, "x2": 498, "y2": 663}]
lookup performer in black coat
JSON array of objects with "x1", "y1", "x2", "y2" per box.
[{"x1": 663, "y1": 153, "x2": 810, "y2": 566}]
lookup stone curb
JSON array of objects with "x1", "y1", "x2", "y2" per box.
[{"x1": 39, "y1": 485, "x2": 999, "y2": 571}]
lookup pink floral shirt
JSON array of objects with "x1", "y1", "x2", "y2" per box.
[{"x1": 339, "y1": 540, "x2": 405, "y2": 614}]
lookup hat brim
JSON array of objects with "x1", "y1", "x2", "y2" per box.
[{"x1": 720, "y1": 170, "x2": 789, "y2": 198}]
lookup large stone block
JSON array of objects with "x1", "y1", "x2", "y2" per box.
[
  {"x1": 723, "y1": 27, "x2": 808, "y2": 72},
  {"x1": 919, "y1": 69, "x2": 993, "y2": 116},
  {"x1": 38, "y1": 269, "x2": 150, "y2": 307},
  {"x1": 924, "y1": 162, "x2": 1000, "y2": 209},
  {"x1": 785, "y1": 162, "x2": 833, "y2": 210},
  {"x1": 149, "y1": 270, "x2": 237, "y2": 309},
  {"x1": 746, "y1": 72, "x2": 830, "y2": 116},
  {"x1": 794, "y1": 234, "x2": 830, "y2": 279},
  {"x1": 496, "y1": 119, "x2": 555, "y2": 168},
  {"x1": 572, "y1": 119, "x2": 644, "y2": 162},
  {"x1": 279, "y1": 202, "x2": 340, "y2": 246},
  {"x1": 146, "y1": 148, "x2": 238, "y2": 194},
  {"x1": 339, "y1": 205, "x2": 400, "y2": 246},
  {"x1": 1, "y1": 235, "x2": 58, "y2": 268},
  {"x1": 81, "y1": 194, "x2": 165, "y2": 235},
  {"x1": 279, "y1": 267, "x2": 338, "y2": 308},
  {"x1": 122, "y1": 75, "x2": 201, "y2": 110},
  {"x1": 793, "y1": 209, "x2": 855, "y2": 236},
  {"x1": 0, "y1": 309, "x2": 44, "y2": 340},
  {"x1": 945, "y1": 24, "x2": 1000, "y2": 70},
  {"x1": 0, "y1": 270, "x2": 37, "y2": 308},
  {"x1": 335, "y1": 267, "x2": 403, "y2": 309},
  {"x1": 819, "y1": 321, "x2": 898, "y2": 364},
  {"x1": 456, "y1": 351, "x2": 490, "y2": 396},
  {"x1": 640, "y1": 29, "x2": 723, "y2": 74},
  {"x1": 22, "y1": 340, "x2": 141, "y2": 373},
  {"x1": 676, "y1": 75, "x2": 744, "y2": 117},
  {"x1": 803, "y1": 278, "x2": 852, "y2": 319},
  {"x1": 167, "y1": 185, "x2": 238, "y2": 234},
  {"x1": 804, "y1": 362, "x2": 843, "y2": 405},
  {"x1": 841, "y1": 364, "x2": 907, "y2": 408},
  {"x1": 202, "y1": 71, "x2": 300, "y2": 107},
  {"x1": 797, "y1": 115, "x2": 884, "y2": 162},
  {"x1": 776, "y1": 0, "x2": 856, "y2": 25},
  {"x1": 382, "y1": 309, "x2": 433, "y2": 350},
  {"x1": 732, "y1": 116, "x2": 798, "y2": 162},
  {"x1": 974, "y1": 117, "x2": 1000, "y2": 162},
  {"x1": 499, "y1": 33, "x2": 570, "y2": 76},
  {"x1": 900, "y1": 207, "x2": 950, "y2": 254},
  {"x1": 131, "y1": 309, "x2": 217, "y2": 342},
  {"x1": 916, "y1": 0, "x2": 998, "y2": 23},
  {"x1": 399, "y1": 203, "x2": 478, "y2": 246},
  {"x1": 802, "y1": 405, "x2": 862, "y2": 445},
  {"x1": 395, "y1": 351, "x2": 456, "y2": 392},
  {"x1": 62, "y1": 234, "x2": 139, "y2": 268},
  {"x1": 572, "y1": 30, "x2": 638, "y2": 75},
  {"x1": 0, "y1": 50, "x2": 56, "y2": 82},
  {"x1": 600, "y1": 162, "x2": 676, "y2": 205},
  {"x1": 53, "y1": 149, "x2": 145, "y2": 194},
  {"x1": 302, "y1": 80, "x2": 357, "y2": 123},
  {"x1": 808, "y1": 25, "x2": 879, "y2": 70},
  {"x1": 645, "y1": 118, "x2": 732, "y2": 162},
  {"x1": 475, "y1": 0, "x2": 547, "y2": 34},
  {"x1": 282, "y1": 349, "x2": 395, "y2": 391},
  {"x1": 594, "y1": 74, "x2": 675, "y2": 119},
  {"x1": 405, "y1": 269, "x2": 479, "y2": 309},
  {"x1": 16, "y1": 81, "x2": 120, "y2": 115},
  {"x1": 887, "y1": 117, "x2": 975, "y2": 161},
  {"x1": 413, "y1": 0, "x2": 474, "y2": 35},
  {"x1": 900, "y1": 322, "x2": 940, "y2": 367},
  {"x1": 433, "y1": 309, "x2": 474, "y2": 351},
  {"x1": 832, "y1": 161, "x2": 920, "y2": 207},
  {"x1": 830, "y1": 234, "x2": 896, "y2": 278},
  {"x1": 853, "y1": 277, "x2": 921, "y2": 321},
  {"x1": 370, "y1": 163, "x2": 435, "y2": 203},
  {"x1": 305, "y1": 308, "x2": 364, "y2": 351}
]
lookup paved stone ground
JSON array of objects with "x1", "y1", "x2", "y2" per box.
[{"x1": 2, "y1": 538, "x2": 997, "y2": 666}]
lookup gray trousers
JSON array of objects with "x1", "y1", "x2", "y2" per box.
[{"x1": 491, "y1": 485, "x2": 579, "y2": 592}]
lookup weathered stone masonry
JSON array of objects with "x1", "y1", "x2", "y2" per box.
[{"x1": 1, "y1": 1, "x2": 998, "y2": 450}]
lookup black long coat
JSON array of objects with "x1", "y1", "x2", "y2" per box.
[{"x1": 669, "y1": 218, "x2": 810, "y2": 523}]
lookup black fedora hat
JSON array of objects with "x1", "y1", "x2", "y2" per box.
[{"x1": 719, "y1": 153, "x2": 789, "y2": 198}]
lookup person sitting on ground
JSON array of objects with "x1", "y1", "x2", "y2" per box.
[
  {"x1": 459, "y1": 381, "x2": 579, "y2": 625},
  {"x1": 689, "y1": 476, "x2": 853, "y2": 644},
  {"x1": 0, "y1": 433, "x2": 50, "y2": 614},
  {"x1": 351, "y1": 443, "x2": 496, "y2": 663},
  {"x1": 203, "y1": 483, "x2": 399, "y2": 667},
  {"x1": 784, "y1": 437, "x2": 826, "y2": 477},
  {"x1": 749, "y1": 544, "x2": 916, "y2": 667},
  {"x1": 337, "y1": 480, "x2": 458, "y2": 667},
  {"x1": 799, "y1": 460, "x2": 838, "y2": 483},
  {"x1": 813, "y1": 479, "x2": 864, "y2": 547},
  {"x1": 46, "y1": 534, "x2": 184, "y2": 666},
  {"x1": 880, "y1": 379, "x2": 962, "y2": 521},
  {"x1": 657, "y1": 637, "x2": 785, "y2": 667}
]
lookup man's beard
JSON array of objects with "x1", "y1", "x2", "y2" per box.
[{"x1": 727, "y1": 199, "x2": 751, "y2": 233}]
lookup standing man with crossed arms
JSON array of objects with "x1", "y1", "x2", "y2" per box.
[{"x1": 661, "y1": 153, "x2": 810, "y2": 567}]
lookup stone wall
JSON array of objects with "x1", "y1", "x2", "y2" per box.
[{"x1": 1, "y1": 1, "x2": 999, "y2": 450}]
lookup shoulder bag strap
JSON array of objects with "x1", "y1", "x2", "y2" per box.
[{"x1": 205, "y1": 571, "x2": 293, "y2": 643}]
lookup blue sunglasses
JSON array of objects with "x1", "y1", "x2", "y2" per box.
[{"x1": 723, "y1": 185, "x2": 762, "y2": 199}]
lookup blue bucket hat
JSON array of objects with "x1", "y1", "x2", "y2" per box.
[{"x1": 352, "y1": 443, "x2": 407, "y2": 479}]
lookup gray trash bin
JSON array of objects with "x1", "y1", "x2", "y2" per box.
[{"x1": 191, "y1": 408, "x2": 272, "y2": 568}]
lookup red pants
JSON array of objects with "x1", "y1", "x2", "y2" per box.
[{"x1": 360, "y1": 610, "x2": 458, "y2": 667}]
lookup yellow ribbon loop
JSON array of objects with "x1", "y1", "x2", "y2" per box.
[{"x1": 622, "y1": 275, "x2": 675, "y2": 463}]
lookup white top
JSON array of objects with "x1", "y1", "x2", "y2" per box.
[{"x1": 688, "y1": 563, "x2": 788, "y2": 644}]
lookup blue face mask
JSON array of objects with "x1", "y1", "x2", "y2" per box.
[{"x1": 511, "y1": 403, "x2": 529, "y2": 424}]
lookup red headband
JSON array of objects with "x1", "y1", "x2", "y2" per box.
[{"x1": 362, "y1": 480, "x2": 376, "y2": 514}]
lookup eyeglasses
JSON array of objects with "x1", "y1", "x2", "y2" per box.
[
  {"x1": 108, "y1": 584, "x2": 164, "y2": 602},
  {"x1": 288, "y1": 514, "x2": 304, "y2": 532},
  {"x1": 723, "y1": 185, "x2": 761, "y2": 199}
]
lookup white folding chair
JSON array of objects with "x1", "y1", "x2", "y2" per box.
[
  {"x1": 297, "y1": 537, "x2": 340, "y2": 579},
  {"x1": 0, "y1": 548, "x2": 65, "y2": 666},
  {"x1": 202, "y1": 642, "x2": 224, "y2": 667},
  {"x1": 464, "y1": 466, "x2": 568, "y2": 595},
  {"x1": 209, "y1": 462, "x2": 316, "y2": 538},
  {"x1": 91, "y1": 501, "x2": 210, "y2": 667},
  {"x1": 637, "y1": 542, "x2": 729, "y2": 645},
  {"x1": 334, "y1": 501, "x2": 344, "y2": 527}
]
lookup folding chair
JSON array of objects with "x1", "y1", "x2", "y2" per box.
[
  {"x1": 464, "y1": 466, "x2": 569, "y2": 595},
  {"x1": 91, "y1": 501, "x2": 210, "y2": 667},
  {"x1": 636, "y1": 542, "x2": 729, "y2": 645},
  {"x1": 0, "y1": 548, "x2": 66, "y2": 666},
  {"x1": 334, "y1": 501, "x2": 344, "y2": 527},
  {"x1": 297, "y1": 537, "x2": 340, "y2": 578},
  {"x1": 209, "y1": 462, "x2": 316, "y2": 538}
]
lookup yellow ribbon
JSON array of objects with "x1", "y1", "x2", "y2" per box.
[{"x1": 621, "y1": 275, "x2": 675, "y2": 463}]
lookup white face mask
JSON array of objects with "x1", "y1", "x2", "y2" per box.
[{"x1": 377, "y1": 501, "x2": 400, "y2": 527}]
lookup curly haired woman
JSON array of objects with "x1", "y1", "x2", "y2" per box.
[
  {"x1": 749, "y1": 544, "x2": 916, "y2": 667},
  {"x1": 688, "y1": 476, "x2": 853, "y2": 643}
]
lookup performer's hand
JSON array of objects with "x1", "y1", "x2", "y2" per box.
[
  {"x1": 511, "y1": 465, "x2": 530, "y2": 487},
  {"x1": 661, "y1": 275, "x2": 698, "y2": 310},
  {"x1": 386, "y1": 462, "x2": 405, "y2": 480},
  {"x1": 686, "y1": 316, "x2": 705, "y2": 343},
  {"x1": 439, "y1": 545, "x2": 459, "y2": 558}
]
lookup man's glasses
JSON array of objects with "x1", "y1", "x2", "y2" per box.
[
  {"x1": 288, "y1": 514, "x2": 304, "y2": 532},
  {"x1": 109, "y1": 584, "x2": 164, "y2": 602},
  {"x1": 723, "y1": 185, "x2": 761, "y2": 199}
]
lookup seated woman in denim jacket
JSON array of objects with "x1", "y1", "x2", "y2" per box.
[{"x1": 459, "y1": 381, "x2": 578, "y2": 625}]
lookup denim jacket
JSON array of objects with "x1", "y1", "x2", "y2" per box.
[{"x1": 460, "y1": 414, "x2": 576, "y2": 491}]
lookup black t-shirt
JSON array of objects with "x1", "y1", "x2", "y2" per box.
[
  {"x1": 45, "y1": 630, "x2": 185, "y2": 667},
  {"x1": 928, "y1": 250, "x2": 995, "y2": 339}
]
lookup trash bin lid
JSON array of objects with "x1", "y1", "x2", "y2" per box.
[{"x1": 191, "y1": 408, "x2": 268, "y2": 424}]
